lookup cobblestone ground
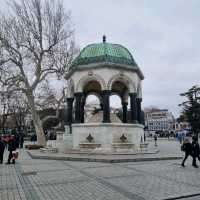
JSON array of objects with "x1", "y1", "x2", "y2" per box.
[{"x1": 1, "y1": 148, "x2": 200, "y2": 200}]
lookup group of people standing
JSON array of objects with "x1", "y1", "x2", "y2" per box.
[
  {"x1": 181, "y1": 136, "x2": 200, "y2": 168},
  {"x1": 0, "y1": 135, "x2": 20, "y2": 164}
]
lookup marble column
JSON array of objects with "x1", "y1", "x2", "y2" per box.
[
  {"x1": 74, "y1": 92, "x2": 83, "y2": 123},
  {"x1": 129, "y1": 93, "x2": 138, "y2": 123},
  {"x1": 122, "y1": 102, "x2": 128, "y2": 123},
  {"x1": 80, "y1": 95, "x2": 86, "y2": 123},
  {"x1": 66, "y1": 97, "x2": 74, "y2": 125},
  {"x1": 102, "y1": 90, "x2": 111, "y2": 123},
  {"x1": 137, "y1": 98, "x2": 142, "y2": 124}
]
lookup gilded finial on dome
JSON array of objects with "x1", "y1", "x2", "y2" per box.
[{"x1": 103, "y1": 35, "x2": 106, "y2": 43}]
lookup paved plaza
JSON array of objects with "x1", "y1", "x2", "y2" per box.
[{"x1": 1, "y1": 140, "x2": 200, "y2": 200}]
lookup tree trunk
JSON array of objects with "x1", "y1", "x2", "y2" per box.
[{"x1": 27, "y1": 93, "x2": 46, "y2": 146}]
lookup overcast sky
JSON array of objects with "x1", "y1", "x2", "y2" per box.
[
  {"x1": 62, "y1": 0, "x2": 200, "y2": 117},
  {"x1": 1, "y1": 0, "x2": 199, "y2": 117}
]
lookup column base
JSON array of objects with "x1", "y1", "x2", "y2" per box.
[
  {"x1": 131, "y1": 120, "x2": 138, "y2": 124},
  {"x1": 102, "y1": 120, "x2": 111, "y2": 123}
]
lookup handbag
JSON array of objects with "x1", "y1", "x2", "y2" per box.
[{"x1": 12, "y1": 151, "x2": 19, "y2": 159}]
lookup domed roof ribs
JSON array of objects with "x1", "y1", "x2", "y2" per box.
[{"x1": 65, "y1": 41, "x2": 144, "y2": 80}]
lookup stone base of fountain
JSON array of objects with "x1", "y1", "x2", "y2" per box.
[
  {"x1": 112, "y1": 143, "x2": 134, "y2": 150},
  {"x1": 71, "y1": 123, "x2": 144, "y2": 152},
  {"x1": 140, "y1": 143, "x2": 149, "y2": 152},
  {"x1": 79, "y1": 143, "x2": 101, "y2": 149}
]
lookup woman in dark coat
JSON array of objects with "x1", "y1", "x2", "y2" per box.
[
  {"x1": 181, "y1": 138, "x2": 193, "y2": 167},
  {"x1": 191, "y1": 136, "x2": 200, "y2": 168},
  {"x1": 7, "y1": 136, "x2": 16, "y2": 164},
  {"x1": 0, "y1": 137, "x2": 5, "y2": 164}
]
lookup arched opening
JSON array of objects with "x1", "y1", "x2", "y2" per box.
[
  {"x1": 111, "y1": 80, "x2": 128, "y2": 95},
  {"x1": 83, "y1": 80, "x2": 102, "y2": 93},
  {"x1": 110, "y1": 81, "x2": 129, "y2": 123},
  {"x1": 84, "y1": 94, "x2": 102, "y2": 123},
  {"x1": 73, "y1": 80, "x2": 102, "y2": 123},
  {"x1": 109, "y1": 94, "x2": 122, "y2": 123}
]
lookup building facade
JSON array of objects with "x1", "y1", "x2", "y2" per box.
[{"x1": 145, "y1": 109, "x2": 175, "y2": 132}]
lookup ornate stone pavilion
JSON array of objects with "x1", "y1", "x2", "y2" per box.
[{"x1": 64, "y1": 36, "x2": 144, "y2": 152}]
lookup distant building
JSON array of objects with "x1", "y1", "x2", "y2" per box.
[{"x1": 145, "y1": 108, "x2": 175, "y2": 132}]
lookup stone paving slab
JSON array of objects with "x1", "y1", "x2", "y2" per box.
[{"x1": 1, "y1": 147, "x2": 200, "y2": 200}]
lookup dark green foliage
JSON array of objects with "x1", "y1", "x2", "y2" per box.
[{"x1": 180, "y1": 85, "x2": 200, "y2": 137}]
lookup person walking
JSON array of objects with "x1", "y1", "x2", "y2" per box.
[
  {"x1": 0, "y1": 137, "x2": 5, "y2": 164},
  {"x1": 181, "y1": 138, "x2": 193, "y2": 167},
  {"x1": 20, "y1": 136, "x2": 24, "y2": 149},
  {"x1": 6, "y1": 136, "x2": 17, "y2": 164},
  {"x1": 191, "y1": 136, "x2": 200, "y2": 168},
  {"x1": 178, "y1": 131, "x2": 183, "y2": 144},
  {"x1": 154, "y1": 134, "x2": 158, "y2": 147}
]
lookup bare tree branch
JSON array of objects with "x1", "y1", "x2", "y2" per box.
[{"x1": 0, "y1": 0, "x2": 76, "y2": 145}]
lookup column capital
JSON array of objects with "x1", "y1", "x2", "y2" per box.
[
  {"x1": 74, "y1": 92, "x2": 83, "y2": 97},
  {"x1": 137, "y1": 97, "x2": 142, "y2": 102},
  {"x1": 66, "y1": 97, "x2": 74, "y2": 102},
  {"x1": 121, "y1": 101, "x2": 128, "y2": 106},
  {"x1": 101, "y1": 90, "x2": 111, "y2": 95},
  {"x1": 129, "y1": 92, "x2": 137, "y2": 97}
]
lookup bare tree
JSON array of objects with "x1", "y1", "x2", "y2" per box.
[
  {"x1": 0, "y1": 0, "x2": 75, "y2": 145},
  {"x1": 36, "y1": 80, "x2": 66, "y2": 128},
  {"x1": 8, "y1": 91, "x2": 28, "y2": 134},
  {"x1": 0, "y1": 88, "x2": 11, "y2": 134}
]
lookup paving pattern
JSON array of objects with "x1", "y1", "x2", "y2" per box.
[{"x1": 1, "y1": 146, "x2": 200, "y2": 200}]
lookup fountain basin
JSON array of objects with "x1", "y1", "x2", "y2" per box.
[
  {"x1": 112, "y1": 143, "x2": 134, "y2": 150},
  {"x1": 72, "y1": 123, "x2": 144, "y2": 151},
  {"x1": 79, "y1": 143, "x2": 101, "y2": 149}
]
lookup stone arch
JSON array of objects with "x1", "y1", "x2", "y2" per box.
[
  {"x1": 107, "y1": 73, "x2": 136, "y2": 93},
  {"x1": 76, "y1": 73, "x2": 106, "y2": 92}
]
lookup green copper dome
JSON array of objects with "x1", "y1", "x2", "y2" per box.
[{"x1": 69, "y1": 42, "x2": 138, "y2": 70}]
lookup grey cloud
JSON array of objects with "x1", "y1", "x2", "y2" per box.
[
  {"x1": 1, "y1": 0, "x2": 199, "y2": 117},
  {"x1": 63, "y1": 0, "x2": 200, "y2": 117}
]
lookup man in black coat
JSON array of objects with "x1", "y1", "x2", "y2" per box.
[
  {"x1": 7, "y1": 136, "x2": 16, "y2": 164},
  {"x1": 191, "y1": 136, "x2": 200, "y2": 168},
  {"x1": 181, "y1": 138, "x2": 193, "y2": 167},
  {"x1": 0, "y1": 137, "x2": 5, "y2": 164}
]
